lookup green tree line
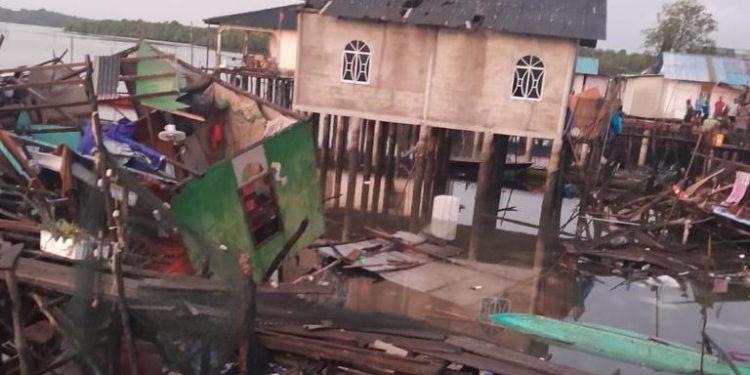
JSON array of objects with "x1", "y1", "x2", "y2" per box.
[
  {"x1": 578, "y1": 48, "x2": 655, "y2": 76},
  {"x1": 0, "y1": 7, "x2": 267, "y2": 53}
]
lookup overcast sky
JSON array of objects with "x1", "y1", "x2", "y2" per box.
[{"x1": 1, "y1": 0, "x2": 749, "y2": 52}]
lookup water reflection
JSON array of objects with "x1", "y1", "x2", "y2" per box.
[{"x1": 299, "y1": 175, "x2": 750, "y2": 375}]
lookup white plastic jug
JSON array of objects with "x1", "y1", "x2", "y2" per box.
[{"x1": 429, "y1": 195, "x2": 460, "y2": 241}]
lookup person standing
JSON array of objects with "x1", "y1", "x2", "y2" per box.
[
  {"x1": 696, "y1": 93, "x2": 710, "y2": 120},
  {"x1": 728, "y1": 98, "x2": 740, "y2": 125},
  {"x1": 714, "y1": 96, "x2": 726, "y2": 119}
]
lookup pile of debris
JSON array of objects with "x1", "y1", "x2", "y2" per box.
[{"x1": 566, "y1": 158, "x2": 750, "y2": 293}]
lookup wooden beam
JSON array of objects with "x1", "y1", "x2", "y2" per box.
[
  {"x1": 0, "y1": 100, "x2": 91, "y2": 113},
  {"x1": 119, "y1": 54, "x2": 176, "y2": 63},
  {"x1": 119, "y1": 73, "x2": 176, "y2": 82},
  {"x1": 0, "y1": 78, "x2": 86, "y2": 91},
  {"x1": 0, "y1": 62, "x2": 86, "y2": 75}
]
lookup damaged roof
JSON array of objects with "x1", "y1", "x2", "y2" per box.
[
  {"x1": 658, "y1": 52, "x2": 750, "y2": 85},
  {"x1": 320, "y1": 0, "x2": 607, "y2": 46},
  {"x1": 204, "y1": 5, "x2": 300, "y2": 31}
]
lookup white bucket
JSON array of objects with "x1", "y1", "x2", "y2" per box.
[{"x1": 429, "y1": 195, "x2": 460, "y2": 241}]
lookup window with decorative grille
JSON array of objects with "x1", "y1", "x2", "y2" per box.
[
  {"x1": 512, "y1": 55, "x2": 545, "y2": 100},
  {"x1": 341, "y1": 40, "x2": 371, "y2": 84}
]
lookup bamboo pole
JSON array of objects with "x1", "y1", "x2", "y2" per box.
[
  {"x1": 523, "y1": 137, "x2": 534, "y2": 163},
  {"x1": 333, "y1": 116, "x2": 346, "y2": 208},
  {"x1": 371, "y1": 122, "x2": 386, "y2": 214},
  {"x1": 342, "y1": 118, "x2": 362, "y2": 241},
  {"x1": 360, "y1": 120, "x2": 375, "y2": 215},
  {"x1": 433, "y1": 129, "x2": 451, "y2": 196}
]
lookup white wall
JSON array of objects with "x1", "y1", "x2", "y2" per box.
[
  {"x1": 268, "y1": 30, "x2": 298, "y2": 73},
  {"x1": 572, "y1": 74, "x2": 610, "y2": 97},
  {"x1": 622, "y1": 76, "x2": 666, "y2": 118},
  {"x1": 661, "y1": 80, "x2": 702, "y2": 119}
]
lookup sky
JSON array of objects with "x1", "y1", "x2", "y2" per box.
[{"x1": 2, "y1": 0, "x2": 749, "y2": 52}]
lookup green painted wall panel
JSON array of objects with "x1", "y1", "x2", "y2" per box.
[{"x1": 171, "y1": 122, "x2": 324, "y2": 282}]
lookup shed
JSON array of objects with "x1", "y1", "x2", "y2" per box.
[
  {"x1": 205, "y1": 4, "x2": 301, "y2": 73},
  {"x1": 573, "y1": 56, "x2": 610, "y2": 97},
  {"x1": 622, "y1": 52, "x2": 748, "y2": 120}
]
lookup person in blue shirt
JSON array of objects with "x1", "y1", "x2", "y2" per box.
[{"x1": 609, "y1": 105, "x2": 623, "y2": 140}]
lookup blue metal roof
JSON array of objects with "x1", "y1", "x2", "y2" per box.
[
  {"x1": 660, "y1": 52, "x2": 750, "y2": 85},
  {"x1": 575, "y1": 57, "x2": 599, "y2": 75}
]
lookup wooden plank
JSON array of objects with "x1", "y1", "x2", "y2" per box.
[
  {"x1": 0, "y1": 62, "x2": 86, "y2": 75},
  {"x1": 120, "y1": 73, "x2": 175, "y2": 82},
  {"x1": 0, "y1": 100, "x2": 91, "y2": 113},
  {"x1": 258, "y1": 331, "x2": 444, "y2": 375},
  {"x1": 446, "y1": 335, "x2": 597, "y2": 375},
  {"x1": 414, "y1": 349, "x2": 543, "y2": 375},
  {"x1": 0, "y1": 78, "x2": 86, "y2": 91}
]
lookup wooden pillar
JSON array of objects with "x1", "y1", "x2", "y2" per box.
[
  {"x1": 433, "y1": 129, "x2": 451, "y2": 196},
  {"x1": 421, "y1": 129, "x2": 438, "y2": 219},
  {"x1": 538, "y1": 136, "x2": 565, "y2": 246},
  {"x1": 343, "y1": 118, "x2": 362, "y2": 241},
  {"x1": 371, "y1": 122, "x2": 386, "y2": 214},
  {"x1": 384, "y1": 124, "x2": 398, "y2": 214},
  {"x1": 7, "y1": 269, "x2": 30, "y2": 375},
  {"x1": 469, "y1": 131, "x2": 494, "y2": 259},
  {"x1": 410, "y1": 126, "x2": 430, "y2": 231},
  {"x1": 333, "y1": 116, "x2": 346, "y2": 208},
  {"x1": 523, "y1": 137, "x2": 534, "y2": 163},
  {"x1": 319, "y1": 114, "x2": 331, "y2": 200},
  {"x1": 638, "y1": 130, "x2": 650, "y2": 167},
  {"x1": 396, "y1": 124, "x2": 408, "y2": 171},
  {"x1": 360, "y1": 121, "x2": 376, "y2": 215}
]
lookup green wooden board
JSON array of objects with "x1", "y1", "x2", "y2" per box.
[
  {"x1": 490, "y1": 314, "x2": 750, "y2": 375},
  {"x1": 136, "y1": 42, "x2": 187, "y2": 112},
  {"x1": 171, "y1": 122, "x2": 324, "y2": 282}
]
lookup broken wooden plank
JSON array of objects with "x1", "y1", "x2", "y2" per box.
[
  {"x1": 258, "y1": 331, "x2": 444, "y2": 375},
  {"x1": 446, "y1": 335, "x2": 597, "y2": 375}
]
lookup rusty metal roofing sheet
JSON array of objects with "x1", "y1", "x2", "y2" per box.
[
  {"x1": 322, "y1": 0, "x2": 606, "y2": 42},
  {"x1": 93, "y1": 54, "x2": 120, "y2": 101}
]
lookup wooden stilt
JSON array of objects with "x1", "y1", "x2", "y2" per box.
[
  {"x1": 421, "y1": 129, "x2": 437, "y2": 219},
  {"x1": 371, "y1": 122, "x2": 386, "y2": 214},
  {"x1": 539, "y1": 137, "x2": 565, "y2": 244},
  {"x1": 342, "y1": 118, "x2": 362, "y2": 241},
  {"x1": 360, "y1": 121, "x2": 375, "y2": 215},
  {"x1": 523, "y1": 137, "x2": 534, "y2": 163},
  {"x1": 433, "y1": 129, "x2": 451, "y2": 196},
  {"x1": 410, "y1": 126, "x2": 430, "y2": 231},
  {"x1": 384, "y1": 124, "x2": 398, "y2": 214},
  {"x1": 396, "y1": 124, "x2": 407, "y2": 173},
  {"x1": 469, "y1": 131, "x2": 494, "y2": 260},
  {"x1": 319, "y1": 114, "x2": 331, "y2": 200},
  {"x1": 333, "y1": 116, "x2": 347, "y2": 208},
  {"x1": 6, "y1": 268, "x2": 30, "y2": 375}
]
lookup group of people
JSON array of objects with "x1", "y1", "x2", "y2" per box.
[{"x1": 684, "y1": 93, "x2": 742, "y2": 126}]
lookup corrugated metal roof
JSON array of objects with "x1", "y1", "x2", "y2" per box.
[
  {"x1": 576, "y1": 56, "x2": 599, "y2": 75},
  {"x1": 93, "y1": 55, "x2": 120, "y2": 101},
  {"x1": 321, "y1": 0, "x2": 607, "y2": 44},
  {"x1": 659, "y1": 52, "x2": 750, "y2": 85},
  {"x1": 204, "y1": 5, "x2": 300, "y2": 31}
]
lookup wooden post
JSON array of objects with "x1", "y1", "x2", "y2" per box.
[
  {"x1": 6, "y1": 269, "x2": 30, "y2": 375},
  {"x1": 538, "y1": 137, "x2": 564, "y2": 245},
  {"x1": 371, "y1": 122, "x2": 386, "y2": 214},
  {"x1": 523, "y1": 137, "x2": 534, "y2": 163},
  {"x1": 384, "y1": 124, "x2": 398, "y2": 214},
  {"x1": 319, "y1": 114, "x2": 331, "y2": 200},
  {"x1": 433, "y1": 129, "x2": 451, "y2": 196},
  {"x1": 410, "y1": 126, "x2": 430, "y2": 231},
  {"x1": 638, "y1": 130, "x2": 650, "y2": 167},
  {"x1": 342, "y1": 118, "x2": 362, "y2": 241},
  {"x1": 469, "y1": 132, "x2": 494, "y2": 260},
  {"x1": 421, "y1": 129, "x2": 437, "y2": 219},
  {"x1": 360, "y1": 121, "x2": 375, "y2": 215},
  {"x1": 333, "y1": 116, "x2": 347, "y2": 208}
]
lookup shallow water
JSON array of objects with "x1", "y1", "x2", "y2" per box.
[{"x1": 309, "y1": 178, "x2": 750, "y2": 375}]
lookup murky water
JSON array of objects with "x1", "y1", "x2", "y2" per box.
[{"x1": 300, "y1": 176, "x2": 750, "y2": 375}]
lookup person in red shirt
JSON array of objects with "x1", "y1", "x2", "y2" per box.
[{"x1": 714, "y1": 96, "x2": 726, "y2": 119}]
